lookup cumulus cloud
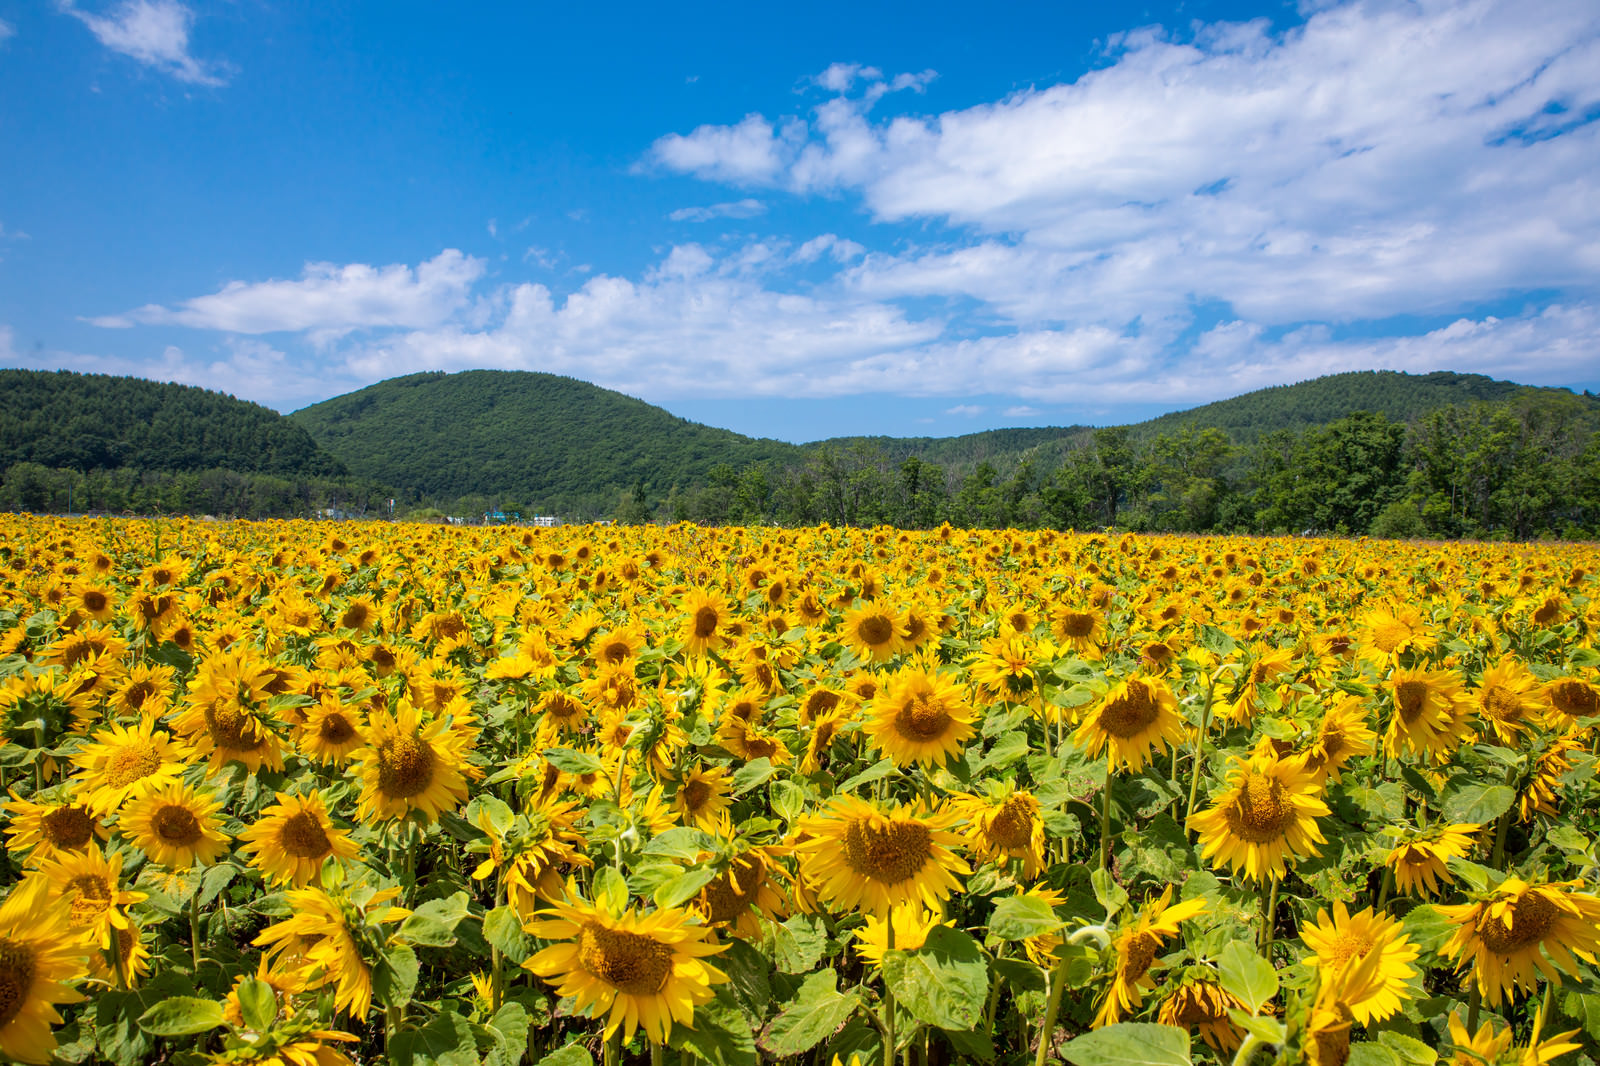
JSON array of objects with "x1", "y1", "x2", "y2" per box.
[
  {"x1": 1004, "y1": 406, "x2": 1041, "y2": 418},
  {"x1": 59, "y1": 0, "x2": 225, "y2": 86},
  {"x1": 91, "y1": 250, "x2": 486, "y2": 338},
  {"x1": 668, "y1": 198, "x2": 767, "y2": 222},
  {"x1": 945, "y1": 404, "x2": 985, "y2": 417}
]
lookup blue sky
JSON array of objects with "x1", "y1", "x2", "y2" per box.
[{"x1": 2, "y1": 0, "x2": 1597, "y2": 444}]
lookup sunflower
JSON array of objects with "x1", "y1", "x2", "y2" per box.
[
  {"x1": 1543, "y1": 676, "x2": 1599, "y2": 722},
  {"x1": 174, "y1": 648, "x2": 288, "y2": 774},
  {"x1": 1219, "y1": 646, "x2": 1296, "y2": 726},
  {"x1": 1, "y1": 796, "x2": 105, "y2": 864},
  {"x1": 1049, "y1": 604, "x2": 1105, "y2": 654},
  {"x1": 839, "y1": 604, "x2": 905, "y2": 664},
  {"x1": 792, "y1": 796, "x2": 969, "y2": 916},
  {"x1": 237, "y1": 791, "x2": 360, "y2": 886},
  {"x1": 35, "y1": 846, "x2": 146, "y2": 960},
  {"x1": 967, "y1": 636, "x2": 1039, "y2": 704},
  {"x1": 1384, "y1": 823, "x2": 1478, "y2": 897},
  {"x1": 950, "y1": 787, "x2": 1046, "y2": 877},
  {"x1": 1299, "y1": 901, "x2": 1418, "y2": 1024},
  {"x1": 1304, "y1": 946, "x2": 1388, "y2": 1066},
  {"x1": 354, "y1": 702, "x2": 472, "y2": 825},
  {"x1": 1473, "y1": 660, "x2": 1543, "y2": 743},
  {"x1": 68, "y1": 583, "x2": 117, "y2": 624},
  {"x1": 1156, "y1": 979, "x2": 1246, "y2": 1053},
  {"x1": 1519, "y1": 736, "x2": 1578, "y2": 821},
  {"x1": 801, "y1": 710, "x2": 848, "y2": 776},
  {"x1": 0, "y1": 875, "x2": 88, "y2": 1064},
  {"x1": 1358, "y1": 604, "x2": 1435, "y2": 662},
  {"x1": 1188, "y1": 754, "x2": 1328, "y2": 883},
  {"x1": 120, "y1": 783, "x2": 231, "y2": 868},
  {"x1": 679, "y1": 588, "x2": 733, "y2": 656},
  {"x1": 853, "y1": 904, "x2": 946, "y2": 964},
  {"x1": 1383, "y1": 665, "x2": 1470, "y2": 764},
  {"x1": 1093, "y1": 887, "x2": 1207, "y2": 1026},
  {"x1": 296, "y1": 696, "x2": 368, "y2": 765},
  {"x1": 471, "y1": 797, "x2": 591, "y2": 919},
  {"x1": 109, "y1": 663, "x2": 178, "y2": 717},
  {"x1": 1073, "y1": 676, "x2": 1186, "y2": 773},
  {"x1": 253, "y1": 884, "x2": 409, "y2": 1019},
  {"x1": 696, "y1": 841, "x2": 791, "y2": 939},
  {"x1": 1438, "y1": 877, "x2": 1600, "y2": 1006},
  {"x1": 592, "y1": 626, "x2": 646, "y2": 669},
  {"x1": 534, "y1": 689, "x2": 590, "y2": 739},
  {"x1": 1444, "y1": 1012, "x2": 1580, "y2": 1066},
  {"x1": 715, "y1": 715, "x2": 791, "y2": 766},
  {"x1": 524, "y1": 895, "x2": 729, "y2": 1045},
  {"x1": 672, "y1": 765, "x2": 732, "y2": 831},
  {"x1": 864, "y1": 666, "x2": 975, "y2": 769},
  {"x1": 68, "y1": 715, "x2": 188, "y2": 815}
]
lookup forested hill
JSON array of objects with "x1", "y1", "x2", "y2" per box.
[
  {"x1": 0, "y1": 369, "x2": 345, "y2": 477},
  {"x1": 1131, "y1": 370, "x2": 1544, "y2": 442},
  {"x1": 290, "y1": 370, "x2": 800, "y2": 513}
]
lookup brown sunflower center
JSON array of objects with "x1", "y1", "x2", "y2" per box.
[
  {"x1": 376, "y1": 734, "x2": 437, "y2": 798},
  {"x1": 1099, "y1": 683, "x2": 1159, "y2": 738},
  {"x1": 122, "y1": 680, "x2": 158, "y2": 710},
  {"x1": 204, "y1": 702, "x2": 263, "y2": 751},
  {"x1": 1225, "y1": 774, "x2": 1299, "y2": 843},
  {"x1": 340, "y1": 603, "x2": 370, "y2": 629},
  {"x1": 1477, "y1": 891, "x2": 1559, "y2": 954},
  {"x1": 1532, "y1": 600, "x2": 1561, "y2": 626},
  {"x1": 105, "y1": 740, "x2": 162, "y2": 788},
  {"x1": 0, "y1": 940, "x2": 37, "y2": 1028},
  {"x1": 544, "y1": 695, "x2": 582, "y2": 722},
  {"x1": 1323, "y1": 929, "x2": 1374, "y2": 967},
  {"x1": 857, "y1": 615, "x2": 896, "y2": 647},
  {"x1": 153, "y1": 805, "x2": 202, "y2": 846},
  {"x1": 599, "y1": 640, "x2": 631, "y2": 665},
  {"x1": 82, "y1": 589, "x2": 109, "y2": 612},
  {"x1": 703, "y1": 859, "x2": 765, "y2": 924},
  {"x1": 1058, "y1": 612, "x2": 1096, "y2": 638},
  {"x1": 740, "y1": 732, "x2": 782, "y2": 760},
  {"x1": 43, "y1": 806, "x2": 95, "y2": 849},
  {"x1": 1394, "y1": 681, "x2": 1429, "y2": 724},
  {"x1": 578, "y1": 922, "x2": 675, "y2": 995},
  {"x1": 842, "y1": 818, "x2": 932, "y2": 884},
  {"x1": 1123, "y1": 931, "x2": 1160, "y2": 983},
  {"x1": 693, "y1": 607, "x2": 720, "y2": 640},
  {"x1": 280, "y1": 812, "x2": 333, "y2": 858},
  {"x1": 679, "y1": 780, "x2": 711, "y2": 812},
  {"x1": 893, "y1": 692, "x2": 951, "y2": 741},
  {"x1": 318, "y1": 713, "x2": 356, "y2": 745},
  {"x1": 985, "y1": 796, "x2": 1035, "y2": 851},
  {"x1": 1482, "y1": 685, "x2": 1525, "y2": 723},
  {"x1": 1548, "y1": 680, "x2": 1598, "y2": 719},
  {"x1": 804, "y1": 691, "x2": 841, "y2": 720}
]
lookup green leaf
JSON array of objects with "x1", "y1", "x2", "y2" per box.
[
  {"x1": 838, "y1": 756, "x2": 897, "y2": 794},
  {"x1": 1546, "y1": 825, "x2": 1589, "y2": 853},
  {"x1": 95, "y1": 972, "x2": 192, "y2": 1066},
  {"x1": 391, "y1": 1010, "x2": 478, "y2": 1066},
  {"x1": 1376, "y1": 1031, "x2": 1437, "y2": 1066},
  {"x1": 761, "y1": 970, "x2": 860, "y2": 1057},
  {"x1": 1347, "y1": 1044, "x2": 1402, "y2": 1066},
  {"x1": 982, "y1": 732, "x2": 1031, "y2": 771},
  {"x1": 544, "y1": 746, "x2": 603, "y2": 774},
  {"x1": 137, "y1": 997, "x2": 225, "y2": 1037},
  {"x1": 484, "y1": 1002, "x2": 532, "y2": 1066},
  {"x1": 535, "y1": 1046, "x2": 594, "y2": 1066},
  {"x1": 654, "y1": 864, "x2": 719, "y2": 908},
  {"x1": 944, "y1": 1027, "x2": 997, "y2": 1062},
  {"x1": 730, "y1": 758, "x2": 775, "y2": 796},
  {"x1": 1441, "y1": 783, "x2": 1515, "y2": 825},
  {"x1": 1217, "y1": 941, "x2": 1278, "y2": 1014},
  {"x1": 880, "y1": 926, "x2": 989, "y2": 1031},
  {"x1": 770, "y1": 779, "x2": 806, "y2": 822},
  {"x1": 989, "y1": 894, "x2": 1065, "y2": 941},
  {"x1": 1400, "y1": 905, "x2": 1456, "y2": 957},
  {"x1": 1560, "y1": 990, "x2": 1600, "y2": 1045},
  {"x1": 483, "y1": 905, "x2": 533, "y2": 964},
  {"x1": 1060, "y1": 1022, "x2": 1192, "y2": 1066},
  {"x1": 1228, "y1": 1011, "x2": 1286, "y2": 1045},
  {"x1": 465, "y1": 794, "x2": 515, "y2": 836},
  {"x1": 593, "y1": 867, "x2": 629, "y2": 912},
  {"x1": 235, "y1": 976, "x2": 276, "y2": 1031},
  {"x1": 673, "y1": 991, "x2": 759, "y2": 1066},
  {"x1": 992, "y1": 956, "x2": 1048, "y2": 992},
  {"x1": 772, "y1": 914, "x2": 827, "y2": 974},
  {"x1": 1199, "y1": 625, "x2": 1237, "y2": 658},
  {"x1": 1091, "y1": 868, "x2": 1127, "y2": 920},
  {"x1": 197, "y1": 863, "x2": 238, "y2": 907},
  {"x1": 718, "y1": 937, "x2": 773, "y2": 1021},
  {"x1": 374, "y1": 944, "x2": 420, "y2": 1009}
]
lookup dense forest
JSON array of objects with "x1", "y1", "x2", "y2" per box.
[
  {"x1": 3, "y1": 366, "x2": 1597, "y2": 536},
  {"x1": 0, "y1": 370, "x2": 389, "y2": 517},
  {"x1": 290, "y1": 370, "x2": 800, "y2": 515}
]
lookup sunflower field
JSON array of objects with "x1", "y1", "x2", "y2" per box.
[{"x1": 1, "y1": 515, "x2": 1598, "y2": 1066}]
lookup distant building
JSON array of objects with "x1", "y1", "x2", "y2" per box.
[
  {"x1": 483, "y1": 510, "x2": 522, "y2": 523},
  {"x1": 528, "y1": 515, "x2": 560, "y2": 527}
]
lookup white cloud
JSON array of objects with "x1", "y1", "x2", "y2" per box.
[
  {"x1": 945, "y1": 404, "x2": 985, "y2": 417},
  {"x1": 1004, "y1": 406, "x2": 1041, "y2": 418},
  {"x1": 668, "y1": 198, "x2": 767, "y2": 222},
  {"x1": 814, "y1": 62, "x2": 882, "y2": 93},
  {"x1": 0, "y1": 18, "x2": 15, "y2": 44},
  {"x1": 653, "y1": 1, "x2": 1600, "y2": 331},
  {"x1": 59, "y1": 0, "x2": 224, "y2": 86},
  {"x1": 91, "y1": 250, "x2": 486, "y2": 338}
]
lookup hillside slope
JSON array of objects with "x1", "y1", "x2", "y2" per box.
[
  {"x1": 0, "y1": 369, "x2": 347, "y2": 477},
  {"x1": 291, "y1": 370, "x2": 800, "y2": 512}
]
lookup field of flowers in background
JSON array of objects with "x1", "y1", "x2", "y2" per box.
[{"x1": 0, "y1": 515, "x2": 1597, "y2": 1066}]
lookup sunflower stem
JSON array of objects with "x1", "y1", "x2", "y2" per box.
[
  {"x1": 1375, "y1": 867, "x2": 1394, "y2": 913},
  {"x1": 1184, "y1": 676, "x2": 1218, "y2": 840},
  {"x1": 189, "y1": 888, "x2": 204, "y2": 973},
  {"x1": 883, "y1": 918, "x2": 897, "y2": 1066},
  {"x1": 651, "y1": 1038, "x2": 665, "y2": 1066},
  {"x1": 1258, "y1": 876, "x2": 1279, "y2": 955},
  {"x1": 1098, "y1": 755, "x2": 1114, "y2": 873},
  {"x1": 1466, "y1": 984, "x2": 1482, "y2": 1033},
  {"x1": 1530, "y1": 978, "x2": 1553, "y2": 1046},
  {"x1": 1033, "y1": 947, "x2": 1073, "y2": 1066},
  {"x1": 604, "y1": 1028, "x2": 621, "y2": 1066}
]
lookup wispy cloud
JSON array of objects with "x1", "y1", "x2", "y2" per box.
[
  {"x1": 668, "y1": 199, "x2": 767, "y2": 223},
  {"x1": 945, "y1": 404, "x2": 985, "y2": 417},
  {"x1": 59, "y1": 0, "x2": 225, "y2": 86},
  {"x1": 0, "y1": 18, "x2": 16, "y2": 44},
  {"x1": 1004, "y1": 406, "x2": 1040, "y2": 418}
]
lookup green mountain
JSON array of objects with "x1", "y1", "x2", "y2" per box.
[
  {"x1": 0, "y1": 369, "x2": 346, "y2": 477},
  {"x1": 290, "y1": 370, "x2": 800, "y2": 513}
]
